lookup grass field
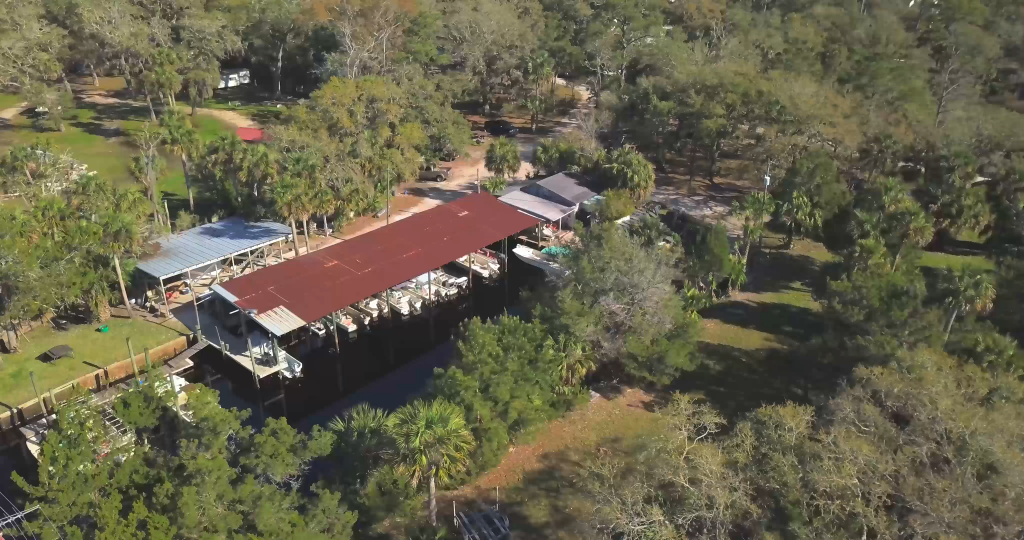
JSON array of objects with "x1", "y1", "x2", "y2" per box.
[
  {"x1": 0, "y1": 316, "x2": 187, "y2": 407},
  {"x1": 0, "y1": 93, "x2": 23, "y2": 111},
  {"x1": 445, "y1": 389, "x2": 662, "y2": 540},
  {"x1": 917, "y1": 250, "x2": 995, "y2": 271},
  {"x1": 0, "y1": 99, "x2": 234, "y2": 195}
]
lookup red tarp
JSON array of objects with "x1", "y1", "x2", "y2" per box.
[
  {"x1": 218, "y1": 193, "x2": 539, "y2": 326},
  {"x1": 235, "y1": 127, "x2": 265, "y2": 142}
]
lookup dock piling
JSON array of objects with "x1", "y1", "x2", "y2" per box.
[{"x1": 127, "y1": 337, "x2": 139, "y2": 383}]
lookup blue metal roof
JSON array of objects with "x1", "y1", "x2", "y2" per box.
[{"x1": 136, "y1": 217, "x2": 291, "y2": 280}]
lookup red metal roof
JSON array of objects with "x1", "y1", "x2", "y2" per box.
[
  {"x1": 216, "y1": 193, "x2": 539, "y2": 331},
  {"x1": 235, "y1": 127, "x2": 265, "y2": 142}
]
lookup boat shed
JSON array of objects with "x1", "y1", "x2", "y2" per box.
[
  {"x1": 498, "y1": 189, "x2": 575, "y2": 222},
  {"x1": 211, "y1": 193, "x2": 539, "y2": 338},
  {"x1": 522, "y1": 172, "x2": 597, "y2": 208},
  {"x1": 499, "y1": 172, "x2": 597, "y2": 231},
  {"x1": 136, "y1": 218, "x2": 292, "y2": 315}
]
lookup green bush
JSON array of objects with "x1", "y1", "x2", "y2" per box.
[
  {"x1": 431, "y1": 316, "x2": 584, "y2": 474},
  {"x1": 595, "y1": 188, "x2": 635, "y2": 221}
]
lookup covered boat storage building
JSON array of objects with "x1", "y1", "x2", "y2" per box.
[
  {"x1": 210, "y1": 193, "x2": 539, "y2": 374},
  {"x1": 135, "y1": 218, "x2": 293, "y2": 317}
]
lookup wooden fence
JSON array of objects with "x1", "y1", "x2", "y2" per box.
[{"x1": 0, "y1": 336, "x2": 190, "y2": 432}]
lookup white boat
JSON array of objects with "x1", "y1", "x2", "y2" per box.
[
  {"x1": 379, "y1": 291, "x2": 410, "y2": 317},
  {"x1": 454, "y1": 253, "x2": 498, "y2": 279},
  {"x1": 282, "y1": 357, "x2": 303, "y2": 378},
  {"x1": 437, "y1": 271, "x2": 468, "y2": 291},
  {"x1": 346, "y1": 306, "x2": 372, "y2": 327},
  {"x1": 513, "y1": 245, "x2": 568, "y2": 276},
  {"x1": 412, "y1": 274, "x2": 448, "y2": 301},
  {"x1": 399, "y1": 283, "x2": 425, "y2": 313},
  {"x1": 401, "y1": 282, "x2": 428, "y2": 311},
  {"x1": 309, "y1": 321, "x2": 327, "y2": 336},
  {"x1": 355, "y1": 298, "x2": 380, "y2": 319},
  {"x1": 339, "y1": 313, "x2": 358, "y2": 334}
]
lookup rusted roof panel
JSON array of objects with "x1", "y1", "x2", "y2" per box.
[{"x1": 216, "y1": 193, "x2": 539, "y2": 334}]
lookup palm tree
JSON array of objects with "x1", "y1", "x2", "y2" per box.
[
  {"x1": 555, "y1": 335, "x2": 594, "y2": 395},
  {"x1": 776, "y1": 192, "x2": 819, "y2": 249},
  {"x1": 939, "y1": 268, "x2": 996, "y2": 343},
  {"x1": 485, "y1": 137, "x2": 521, "y2": 180},
  {"x1": 32, "y1": 195, "x2": 68, "y2": 242},
  {"x1": 272, "y1": 175, "x2": 306, "y2": 257},
  {"x1": 732, "y1": 192, "x2": 775, "y2": 270},
  {"x1": 520, "y1": 52, "x2": 554, "y2": 132},
  {"x1": 388, "y1": 399, "x2": 475, "y2": 526},
  {"x1": 130, "y1": 123, "x2": 167, "y2": 226},
  {"x1": 311, "y1": 184, "x2": 338, "y2": 247},
  {"x1": 70, "y1": 174, "x2": 114, "y2": 221},
  {"x1": 101, "y1": 212, "x2": 143, "y2": 320},
  {"x1": 329, "y1": 403, "x2": 393, "y2": 472},
  {"x1": 160, "y1": 109, "x2": 201, "y2": 211}
]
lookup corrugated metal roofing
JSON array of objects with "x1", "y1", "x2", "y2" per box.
[
  {"x1": 531, "y1": 172, "x2": 597, "y2": 205},
  {"x1": 498, "y1": 189, "x2": 575, "y2": 221},
  {"x1": 215, "y1": 193, "x2": 539, "y2": 336},
  {"x1": 137, "y1": 217, "x2": 291, "y2": 280}
]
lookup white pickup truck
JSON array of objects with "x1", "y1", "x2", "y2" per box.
[{"x1": 418, "y1": 165, "x2": 452, "y2": 182}]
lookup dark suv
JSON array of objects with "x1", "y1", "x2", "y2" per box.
[{"x1": 484, "y1": 119, "x2": 519, "y2": 137}]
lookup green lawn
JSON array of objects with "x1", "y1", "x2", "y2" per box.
[
  {"x1": 0, "y1": 93, "x2": 23, "y2": 111},
  {"x1": 917, "y1": 250, "x2": 995, "y2": 272},
  {"x1": 0, "y1": 100, "x2": 233, "y2": 192},
  {"x1": 0, "y1": 316, "x2": 186, "y2": 407}
]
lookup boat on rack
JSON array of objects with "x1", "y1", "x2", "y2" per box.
[
  {"x1": 454, "y1": 251, "x2": 501, "y2": 279},
  {"x1": 308, "y1": 320, "x2": 327, "y2": 337},
  {"x1": 400, "y1": 284, "x2": 425, "y2": 313},
  {"x1": 418, "y1": 272, "x2": 457, "y2": 298},
  {"x1": 328, "y1": 312, "x2": 358, "y2": 334},
  {"x1": 345, "y1": 306, "x2": 372, "y2": 327},
  {"x1": 378, "y1": 291, "x2": 411, "y2": 317},
  {"x1": 355, "y1": 297, "x2": 381, "y2": 319},
  {"x1": 402, "y1": 282, "x2": 430, "y2": 309},
  {"x1": 410, "y1": 274, "x2": 447, "y2": 302},
  {"x1": 513, "y1": 244, "x2": 568, "y2": 276}
]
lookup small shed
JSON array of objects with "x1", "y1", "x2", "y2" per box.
[
  {"x1": 498, "y1": 172, "x2": 596, "y2": 231},
  {"x1": 521, "y1": 172, "x2": 597, "y2": 208}
]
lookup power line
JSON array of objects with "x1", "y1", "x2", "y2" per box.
[{"x1": 0, "y1": 489, "x2": 41, "y2": 540}]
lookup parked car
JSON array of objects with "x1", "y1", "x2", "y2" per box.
[
  {"x1": 484, "y1": 119, "x2": 519, "y2": 137},
  {"x1": 418, "y1": 164, "x2": 453, "y2": 182}
]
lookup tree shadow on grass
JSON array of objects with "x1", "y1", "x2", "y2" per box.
[
  {"x1": 501, "y1": 449, "x2": 603, "y2": 540},
  {"x1": 699, "y1": 300, "x2": 824, "y2": 344},
  {"x1": 663, "y1": 342, "x2": 858, "y2": 422},
  {"x1": 77, "y1": 100, "x2": 152, "y2": 124},
  {"x1": 69, "y1": 120, "x2": 124, "y2": 138},
  {"x1": 743, "y1": 248, "x2": 825, "y2": 296}
]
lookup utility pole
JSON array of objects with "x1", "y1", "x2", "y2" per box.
[{"x1": 386, "y1": 165, "x2": 391, "y2": 225}]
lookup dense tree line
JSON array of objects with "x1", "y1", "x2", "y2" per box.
[
  {"x1": 0, "y1": 146, "x2": 150, "y2": 350},
  {"x1": 581, "y1": 350, "x2": 1024, "y2": 539},
  {"x1": 4, "y1": 0, "x2": 1024, "y2": 538}
]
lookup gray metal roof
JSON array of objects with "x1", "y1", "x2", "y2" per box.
[
  {"x1": 137, "y1": 218, "x2": 291, "y2": 280},
  {"x1": 498, "y1": 189, "x2": 575, "y2": 221},
  {"x1": 531, "y1": 172, "x2": 597, "y2": 205}
]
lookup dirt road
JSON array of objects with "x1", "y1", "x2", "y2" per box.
[{"x1": 77, "y1": 91, "x2": 255, "y2": 129}]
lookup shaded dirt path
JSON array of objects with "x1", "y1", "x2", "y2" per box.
[
  {"x1": 77, "y1": 91, "x2": 255, "y2": 129},
  {"x1": 0, "y1": 103, "x2": 27, "y2": 121}
]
